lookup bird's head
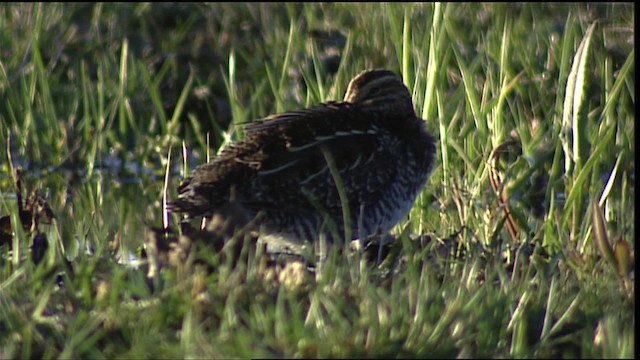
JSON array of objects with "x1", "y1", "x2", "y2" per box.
[{"x1": 343, "y1": 69, "x2": 415, "y2": 117}]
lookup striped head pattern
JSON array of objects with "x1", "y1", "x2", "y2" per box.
[{"x1": 342, "y1": 69, "x2": 415, "y2": 117}]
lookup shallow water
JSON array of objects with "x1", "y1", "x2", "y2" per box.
[{"x1": 1, "y1": 156, "x2": 178, "y2": 265}]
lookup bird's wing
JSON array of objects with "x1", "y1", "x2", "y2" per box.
[
  {"x1": 235, "y1": 104, "x2": 405, "y2": 213},
  {"x1": 240, "y1": 101, "x2": 351, "y2": 136},
  {"x1": 171, "y1": 102, "x2": 405, "y2": 217}
]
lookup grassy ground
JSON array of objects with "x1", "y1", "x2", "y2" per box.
[{"x1": 0, "y1": 3, "x2": 635, "y2": 358}]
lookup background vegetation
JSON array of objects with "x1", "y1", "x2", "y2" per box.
[{"x1": 0, "y1": 3, "x2": 634, "y2": 358}]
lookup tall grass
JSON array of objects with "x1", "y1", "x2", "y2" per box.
[{"x1": 0, "y1": 3, "x2": 634, "y2": 358}]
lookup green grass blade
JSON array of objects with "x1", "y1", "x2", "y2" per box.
[
  {"x1": 561, "y1": 22, "x2": 596, "y2": 176},
  {"x1": 167, "y1": 69, "x2": 194, "y2": 142},
  {"x1": 560, "y1": 123, "x2": 616, "y2": 226},
  {"x1": 599, "y1": 48, "x2": 634, "y2": 123},
  {"x1": 422, "y1": 2, "x2": 443, "y2": 121}
]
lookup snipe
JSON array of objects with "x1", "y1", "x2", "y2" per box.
[{"x1": 169, "y1": 69, "x2": 436, "y2": 252}]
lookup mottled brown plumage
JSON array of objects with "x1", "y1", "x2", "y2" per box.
[{"x1": 169, "y1": 69, "x2": 436, "y2": 250}]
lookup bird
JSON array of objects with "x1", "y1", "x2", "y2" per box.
[{"x1": 168, "y1": 69, "x2": 436, "y2": 253}]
